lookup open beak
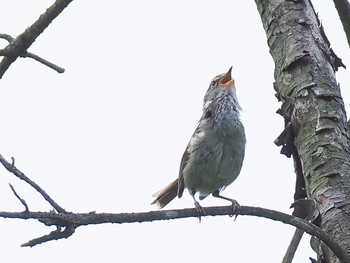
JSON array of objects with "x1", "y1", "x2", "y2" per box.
[{"x1": 219, "y1": 66, "x2": 234, "y2": 87}]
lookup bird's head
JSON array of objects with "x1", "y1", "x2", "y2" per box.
[{"x1": 204, "y1": 66, "x2": 236, "y2": 103}]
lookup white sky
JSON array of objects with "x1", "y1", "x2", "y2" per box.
[{"x1": 0, "y1": 1, "x2": 349, "y2": 262}]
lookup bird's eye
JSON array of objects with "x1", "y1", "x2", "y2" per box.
[{"x1": 210, "y1": 80, "x2": 216, "y2": 87}]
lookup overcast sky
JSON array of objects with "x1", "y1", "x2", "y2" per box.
[{"x1": 0, "y1": 1, "x2": 349, "y2": 262}]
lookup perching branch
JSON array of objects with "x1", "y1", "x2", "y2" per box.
[
  {"x1": 0, "y1": 0, "x2": 73, "y2": 78},
  {"x1": 0, "y1": 156, "x2": 348, "y2": 262},
  {"x1": 0, "y1": 206, "x2": 348, "y2": 262}
]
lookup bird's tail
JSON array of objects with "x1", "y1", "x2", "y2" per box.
[{"x1": 151, "y1": 179, "x2": 178, "y2": 208}]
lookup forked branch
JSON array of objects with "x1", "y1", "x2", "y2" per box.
[
  {"x1": 0, "y1": 0, "x2": 73, "y2": 78},
  {"x1": 0, "y1": 155, "x2": 67, "y2": 213}
]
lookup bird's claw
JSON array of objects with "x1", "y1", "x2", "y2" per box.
[
  {"x1": 229, "y1": 199, "x2": 240, "y2": 220},
  {"x1": 194, "y1": 201, "x2": 205, "y2": 222}
]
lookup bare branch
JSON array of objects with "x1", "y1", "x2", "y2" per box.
[
  {"x1": 0, "y1": 206, "x2": 349, "y2": 262},
  {"x1": 0, "y1": 155, "x2": 67, "y2": 213},
  {"x1": 0, "y1": 0, "x2": 73, "y2": 78},
  {"x1": 21, "y1": 225, "x2": 75, "y2": 247},
  {"x1": 0, "y1": 153, "x2": 347, "y2": 260},
  {"x1": 0, "y1": 34, "x2": 64, "y2": 73},
  {"x1": 333, "y1": 0, "x2": 350, "y2": 49},
  {"x1": 0, "y1": 33, "x2": 14, "y2": 42},
  {"x1": 9, "y1": 184, "x2": 29, "y2": 212},
  {"x1": 282, "y1": 199, "x2": 318, "y2": 262},
  {"x1": 25, "y1": 52, "x2": 65, "y2": 73},
  {"x1": 282, "y1": 228, "x2": 305, "y2": 263}
]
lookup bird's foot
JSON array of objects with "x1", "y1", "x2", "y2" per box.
[
  {"x1": 212, "y1": 191, "x2": 241, "y2": 220},
  {"x1": 229, "y1": 199, "x2": 240, "y2": 220},
  {"x1": 194, "y1": 201, "x2": 205, "y2": 222}
]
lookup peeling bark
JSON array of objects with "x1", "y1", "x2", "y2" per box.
[{"x1": 255, "y1": 0, "x2": 350, "y2": 262}]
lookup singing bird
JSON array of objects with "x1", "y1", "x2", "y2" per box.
[{"x1": 152, "y1": 67, "x2": 246, "y2": 214}]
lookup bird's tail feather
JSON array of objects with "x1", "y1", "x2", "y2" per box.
[{"x1": 151, "y1": 179, "x2": 178, "y2": 208}]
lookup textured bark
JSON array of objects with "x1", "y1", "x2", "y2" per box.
[{"x1": 255, "y1": 0, "x2": 350, "y2": 262}]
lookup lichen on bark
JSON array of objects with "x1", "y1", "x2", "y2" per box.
[{"x1": 255, "y1": 0, "x2": 350, "y2": 262}]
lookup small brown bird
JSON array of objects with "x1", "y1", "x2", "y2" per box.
[{"x1": 152, "y1": 67, "x2": 246, "y2": 214}]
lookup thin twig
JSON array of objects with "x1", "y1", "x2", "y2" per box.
[
  {"x1": 0, "y1": 33, "x2": 65, "y2": 74},
  {"x1": 282, "y1": 228, "x2": 305, "y2": 263},
  {"x1": 21, "y1": 225, "x2": 75, "y2": 247},
  {"x1": 333, "y1": 0, "x2": 350, "y2": 49},
  {"x1": 9, "y1": 184, "x2": 29, "y2": 212},
  {"x1": 0, "y1": 154, "x2": 67, "y2": 213},
  {"x1": 283, "y1": 199, "x2": 318, "y2": 262},
  {"x1": 25, "y1": 52, "x2": 65, "y2": 73},
  {"x1": 0, "y1": 33, "x2": 14, "y2": 42}
]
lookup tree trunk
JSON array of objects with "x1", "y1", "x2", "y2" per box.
[{"x1": 255, "y1": 0, "x2": 350, "y2": 262}]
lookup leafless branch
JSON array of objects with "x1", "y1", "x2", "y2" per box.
[
  {"x1": 0, "y1": 155, "x2": 348, "y2": 261},
  {"x1": 0, "y1": 35, "x2": 65, "y2": 73},
  {"x1": 333, "y1": 0, "x2": 350, "y2": 49},
  {"x1": 21, "y1": 225, "x2": 75, "y2": 247},
  {"x1": 0, "y1": 33, "x2": 14, "y2": 42},
  {"x1": 25, "y1": 52, "x2": 65, "y2": 73},
  {"x1": 9, "y1": 183, "x2": 29, "y2": 212},
  {"x1": 0, "y1": 206, "x2": 348, "y2": 262},
  {"x1": 0, "y1": 155, "x2": 67, "y2": 213},
  {"x1": 282, "y1": 228, "x2": 305, "y2": 263},
  {"x1": 0, "y1": 34, "x2": 65, "y2": 73},
  {"x1": 0, "y1": 0, "x2": 73, "y2": 78}
]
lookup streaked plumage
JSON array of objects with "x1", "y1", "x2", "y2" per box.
[{"x1": 152, "y1": 67, "x2": 246, "y2": 213}]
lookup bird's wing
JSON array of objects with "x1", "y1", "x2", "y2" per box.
[
  {"x1": 178, "y1": 98, "x2": 221, "y2": 197},
  {"x1": 177, "y1": 103, "x2": 215, "y2": 198},
  {"x1": 177, "y1": 147, "x2": 190, "y2": 198}
]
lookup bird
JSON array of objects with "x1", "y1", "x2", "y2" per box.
[{"x1": 151, "y1": 67, "x2": 246, "y2": 215}]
